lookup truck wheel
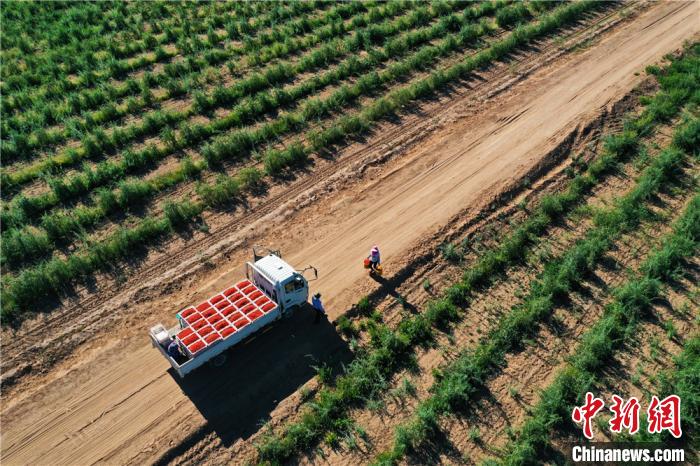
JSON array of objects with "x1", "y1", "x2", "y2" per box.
[{"x1": 210, "y1": 354, "x2": 227, "y2": 367}]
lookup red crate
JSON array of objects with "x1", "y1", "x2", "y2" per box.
[
  {"x1": 227, "y1": 292, "x2": 242, "y2": 303},
  {"x1": 196, "y1": 302, "x2": 210, "y2": 312},
  {"x1": 220, "y1": 327, "x2": 236, "y2": 338},
  {"x1": 214, "y1": 320, "x2": 229, "y2": 332},
  {"x1": 204, "y1": 333, "x2": 221, "y2": 345},
  {"x1": 201, "y1": 308, "x2": 217, "y2": 319},
  {"x1": 197, "y1": 325, "x2": 214, "y2": 337},
  {"x1": 185, "y1": 312, "x2": 202, "y2": 325},
  {"x1": 254, "y1": 296, "x2": 269, "y2": 307},
  {"x1": 214, "y1": 300, "x2": 229, "y2": 310},
  {"x1": 242, "y1": 304, "x2": 256, "y2": 315},
  {"x1": 261, "y1": 302, "x2": 276, "y2": 313},
  {"x1": 234, "y1": 317, "x2": 249, "y2": 330},
  {"x1": 236, "y1": 279, "x2": 252, "y2": 289},
  {"x1": 248, "y1": 309, "x2": 263, "y2": 321},
  {"x1": 242, "y1": 285, "x2": 256, "y2": 295},
  {"x1": 234, "y1": 297, "x2": 248, "y2": 309},
  {"x1": 210, "y1": 294, "x2": 225, "y2": 304},
  {"x1": 223, "y1": 287, "x2": 238, "y2": 297},
  {"x1": 228, "y1": 311, "x2": 244, "y2": 322},
  {"x1": 182, "y1": 333, "x2": 199, "y2": 346},
  {"x1": 221, "y1": 306, "x2": 235, "y2": 317},
  {"x1": 177, "y1": 327, "x2": 194, "y2": 340},
  {"x1": 192, "y1": 319, "x2": 207, "y2": 331},
  {"x1": 180, "y1": 307, "x2": 197, "y2": 319},
  {"x1": 249, "y1": 290, "x2": 262, "y2": 300},
  {"x1": 208, "y1": 314, "x2": 223, "y2": 325},
  {"x1": 188, "y1": 340, "x2": 205, "y2": 353}
]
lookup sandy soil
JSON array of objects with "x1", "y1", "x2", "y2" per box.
[
  {"x1": 450, "y1": 166, "x2": 700, "y2": 465},
  {"x1": 1, "y1": 2, "x2": 698, "y2": 465}
]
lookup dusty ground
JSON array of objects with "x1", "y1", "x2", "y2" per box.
[{"x1": 1, "y1": 2, "x2": 698, "y2": 465}]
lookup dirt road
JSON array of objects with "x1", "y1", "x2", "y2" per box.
[{"x1": 2, "y1": 2, "x2": 698, "y2": 465}]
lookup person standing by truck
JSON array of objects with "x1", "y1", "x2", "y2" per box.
[
  {"x1": 312, "y1": 292, "x2": 326, "y2": 324},
  {"x1": 167, "y1": 338, "x2": 185, "y2": 364}
]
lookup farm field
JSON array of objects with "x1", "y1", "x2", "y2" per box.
[{"x1": 1, "y1": 1, "x2": 698, "y2": 466}]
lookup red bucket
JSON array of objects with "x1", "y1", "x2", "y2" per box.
[{"x1": 363, "y1": 257, "x2": 371, "y2": 269}]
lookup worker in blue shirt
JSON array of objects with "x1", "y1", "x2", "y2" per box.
[
  {"x1": 167, "y1": 338, "x2": 184, "y2": 361},
  {"x1": 312, "y1": 292, "x2": 325, "y2": 324}
]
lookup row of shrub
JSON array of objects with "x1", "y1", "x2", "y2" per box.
[
  {"x1": 1, "y1": 0, "x2": 345, "y2": 139},
  {"x1": 0, "y1": 2, "x2": 464, "y2": 216},
  {"x1": 1, "y1": 0, "x2": 416, "y2": 171},
  {"x1": 373, "y1": 120, "x2": 695, "y2": 465},
  {"x1": 7, "y1": 1, "x2": 442, "y2": 177},
  {"x1": 2, "y1": 1, "x2": 212, "y2": 99},
  {"x1": 0, "y1": 0, "x2": 282, "y2": 104},
  {"x1": 499, "y1": 192, "x2": 700, "y2": 465},
  {"x1": 0, "y1": 1, "x2": 349, "y2": 160},
  {"x1": 653, "y1": 336, "x2": 700, "y2": 439},
  {"x1": 0, "y1": 0, "x2": 506, "y2": 256}
]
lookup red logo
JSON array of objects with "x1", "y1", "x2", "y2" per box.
[
  {"x1": 608, "y1": 395, "x2": 640, "y2": 435},
  {"x1": 572, "y1": 393, "x2": 682, "y2": 439},
  {"x1": 572, "y1": 392, "x2": 605, "y2": 439},
  {"x1": 647, "y1": 395, "x2": 682, "y2": 438}
]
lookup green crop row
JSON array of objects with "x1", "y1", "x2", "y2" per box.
[
  {"x1": 0, "y1": 1, "x2": 506, "y2": 255},
  {"x1": 0, "y1": 1, "x2": 476, "y2": 232},
  {"x1": 373, "y1": 118, "x2": 696, "y2": 465},
  {"x1": 0, "y1": 1, "x2": 606, "y2": 319},
  {"x1": 0, "y1": 1, "x2": 351, "y2": 158},
  {"x1": 1, "y1": 0, "x2": 442, "y2": 178},
  {"x1": 0, "y1": 1, "x2": 274, "y2": 103},
  {"x1": 0, "y1": 0, "x2": 425, "y2": 173},
  {"x1": 649, "y1": 335, "x2": 700, "y2": 441},
  {"x1": 1, "y1": 2, "x2": 219, "y2": 97},
  {"x1": 0, "y1": 0, "x2": 346, "y2": 140},
  {"x1": 498, "y1": 192, "x2": 700, "y2": 465}
]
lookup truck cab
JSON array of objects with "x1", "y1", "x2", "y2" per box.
[{"x1": 246, "y1": 254, "x2": 311, "y2": 315}]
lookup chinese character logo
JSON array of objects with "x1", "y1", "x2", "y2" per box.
[
  {"x1": 572, "y1": 393, "x2": 683, "y2": 439},
  {"x1": 647, "y1": 395, "x2": 682, "y2": 438},
  {"x1": 608, "y1": 395, "x2": 640, "y2": 435},
  {"x1": 572, "y1": 392, "x2": 605, "y2": 439}
]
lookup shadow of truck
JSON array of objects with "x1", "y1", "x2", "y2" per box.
[{"x1": 165, "y1": 303, "x2": 352, "y2": 450}]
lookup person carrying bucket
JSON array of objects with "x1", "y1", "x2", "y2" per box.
[{"x1": 364, "y1": 245, "x2": 382, "y2": 275}]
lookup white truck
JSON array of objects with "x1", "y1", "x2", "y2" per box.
[{"x1": 149, "y1": 251, "x2": 316, "y2": 378}]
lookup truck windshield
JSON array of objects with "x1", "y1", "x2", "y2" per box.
[{"x1": 284, "y1": 276, "x2": 305, "y2": 292}]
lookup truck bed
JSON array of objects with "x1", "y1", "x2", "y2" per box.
[{"x1": 154, "y1": 279, "x2": 280, "y2": 377}]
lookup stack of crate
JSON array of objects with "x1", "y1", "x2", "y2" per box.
[{"x1": 175, "y1": 279, "x2": 278, "y2": 357}]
